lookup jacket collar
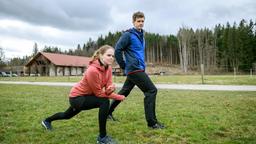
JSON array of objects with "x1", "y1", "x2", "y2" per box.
[
  {"x1": 129, "y1": 28, "x2": 144, "y2": 43},
  {"x1": 130, "y1": 27, "x2": 144, "y2": 35},
  {"x1": 89, "y1": 59, "x2": 108, "y2": 72}
]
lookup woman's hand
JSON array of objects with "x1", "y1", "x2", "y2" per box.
[
  {"x1": 105, "y1": 84, "x2": 116, "y2": 95},
  {"x1": 115, "y1": 94, "x2": 125, "y2": 101},
  {"x1": 107, "y1": 93, "x2": 125, "y2": 101}
]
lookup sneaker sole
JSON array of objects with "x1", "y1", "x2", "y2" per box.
[{"x1": 148, "y1": 126, "x2": 165, "y2": 129}]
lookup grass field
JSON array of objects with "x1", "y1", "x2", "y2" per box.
[
  {"x1": 1, "y1": 75, "x2": 256, "y2": 85},
  {"x1": 0, "y1": 84, "x2": 255, "y2": 144}
]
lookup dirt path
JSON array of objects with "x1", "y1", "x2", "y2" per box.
[{"x1": 1, "y1": 81, "x2": 256, "y2": 91}]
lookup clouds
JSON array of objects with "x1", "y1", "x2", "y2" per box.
[
  {"x1": 0, "y1": 0, "x2": 255, "y2": 58},
  {"x1": 0, "y1": 0, "x2": 112, "y2": 31},
  {"x1": 0, "y1": 19, "x2": 91, "y2": 45},
  {"x1": 0, "y1": 0, "x2": 113, "y2": 58}
]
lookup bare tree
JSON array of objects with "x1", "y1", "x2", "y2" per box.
[
  {"x1": 0, "y1": 47, "x2": 6, "y2": 67},
  {"x1": 33, "y1": 42, "x2": 38, "y2": 56},
  {"x1": 177, "y1": 27, "x2": 193, "y2": 73}
]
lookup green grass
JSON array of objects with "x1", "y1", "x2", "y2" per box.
[
  {"x1": 1, "y1": 75, "x2": 256, "y2": 85},
  {"x1": 0, "y1": 84, "x2": 256, "y2": 144}
]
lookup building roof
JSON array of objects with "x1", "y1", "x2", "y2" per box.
[{"x1": 25, "y1": 52, "x2": 91, "y2": 67}]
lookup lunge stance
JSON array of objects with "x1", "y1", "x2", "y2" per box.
[{"x1": 42, "y1": 45, "x2": 125, "y2": 144}]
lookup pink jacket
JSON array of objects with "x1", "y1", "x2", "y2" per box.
[{"x1": 69, "y1": 59, "x2": 124, "y2": 100}]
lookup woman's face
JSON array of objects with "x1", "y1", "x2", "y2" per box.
[{"x1": 102, "y1": 48, "x2": 114, "y2": 65}]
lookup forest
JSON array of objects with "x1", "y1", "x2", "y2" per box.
[{"x1": 1, "y1": 19, "x2": 255, "y2": 73}]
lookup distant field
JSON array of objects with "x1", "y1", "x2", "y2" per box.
[
  {"x1": 0, "y1": 75, "x2": 256, "y2": 85},
  {"x1": 0, "y1": 84, "x2": 255, "y2": 143}
]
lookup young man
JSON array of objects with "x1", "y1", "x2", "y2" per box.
[{"x1": 108, "y1": 11, "x2": 165, "y2": 129}]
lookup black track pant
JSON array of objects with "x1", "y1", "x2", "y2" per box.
[
  {"x1": 45, "y1": 96, "x2": 109, "y2": 137},
  {"x1": 108, "y1": 71, "x2": 158, "y2": 126}
]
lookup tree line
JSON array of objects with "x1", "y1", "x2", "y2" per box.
[
  {"x1": 177, "y1": 19, "x2": 256, "y2": 73},
  {"x1": 1, "y1": 19, "x2": 255, "y2": 73}
]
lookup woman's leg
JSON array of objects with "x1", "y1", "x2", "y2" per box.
[
  {"x1": 97, "y1": 98, "x2": 110, "y2": 137},
  {"x1": 42, "y1": 105, "x2": 80, "y2": 130},
  {"x1": 71, "y1": 96, "x2": 110, "y2": 138},
  {"x1": 44, "y1": 96, "x2": 110, "y2": 137},
  {"x1": 45, "y1": 106, "x2": 80, "y2": 122}
]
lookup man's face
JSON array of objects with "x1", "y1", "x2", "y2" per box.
[{"x1": 133, "y1": 17, "x2": 144, "y2": 31}]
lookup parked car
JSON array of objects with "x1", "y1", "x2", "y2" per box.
[
  {"x1": 0, "y1": 72, "x2": 18, "y2": 77},
  {"x1": 0, "y1": 72, "x2": 11, "y2": 77},
  {"x1": 12, "y1": 73, "x2": 18, "y2": 77}
]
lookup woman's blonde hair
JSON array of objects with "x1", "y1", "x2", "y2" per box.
[{"x1": 92, "y1": 45, "x2": 114, "y2": 61}]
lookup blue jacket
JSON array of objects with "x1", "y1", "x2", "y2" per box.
[{"x1": 115, "y1": 28, "x2": 145, "y2": 75}]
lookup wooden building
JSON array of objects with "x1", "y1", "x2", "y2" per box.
[{"x1": 24, "y1": 52, "x2": 91, "y2": 76}]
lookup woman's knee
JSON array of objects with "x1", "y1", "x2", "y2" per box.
[{"x1": 99, "y1": 98, "x2": 110, "y2": 106}]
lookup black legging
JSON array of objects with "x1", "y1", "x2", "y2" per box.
[
  {"x1": 109, "y1": 71, "x2": 158, "y2": 126},
  {"x1": 45, "y1": 95, "x2": 110, "y2": 137}
]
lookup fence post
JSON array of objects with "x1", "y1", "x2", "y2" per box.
[
  {"x1": 114, "y1": 75, "x2": 116, "y2": 83},
  {"x1": 250, "y1": 69, "x2": 253, "y2": 78},
  {"x1": 233, "y1": 67, "x2": 236, "y2": 79},
  {"x1": 201, "y1": 64, "x2": 204, "y2": 84}
]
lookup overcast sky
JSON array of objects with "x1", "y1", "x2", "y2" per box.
[{"x1": 0, "y1": 0, "x2": 255, "y2": 59}]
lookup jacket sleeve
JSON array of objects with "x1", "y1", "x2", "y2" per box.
[
  {"x1": 115, "y1": 32, "x2": 130, "y2": 70},
  {"x1": 105, "y1": 67, "x2": 113, "y2": 88},
  {"x1": 107, "y1": 93, "x2": 125, "y2": 101},
  {"x1": 86, "y1": 68, "x2": 107, "y2": 97}
]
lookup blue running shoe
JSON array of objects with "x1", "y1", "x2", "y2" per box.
[
  {"x1": 97, "y1": 135, "x2": 117, "y2": 144},
  {"x1": 41, "y1": 120, "x2": 52, "y2": 131},
  {"x1": 148, "y1": 122, "x2": 165, "y2": 129},
  {"x1": 107, "y1": 114, "x2": 119, "y2": 122}
]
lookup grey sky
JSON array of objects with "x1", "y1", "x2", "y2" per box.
[{"x1": 0, "y1": 0, "x2": 255, "y2": 59}]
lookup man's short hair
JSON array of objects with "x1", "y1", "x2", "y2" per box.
[{"x1": 132, "y1": 11, "x2": 145, "y2": 22}]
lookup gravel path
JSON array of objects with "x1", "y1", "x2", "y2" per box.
[{"x1": 1, "y1": 81, "x2": 256, "y2": 91}]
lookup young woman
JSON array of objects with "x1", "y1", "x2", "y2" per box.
[{"x1": 42, "y1": 45, "x2": 125, "y2": 144}]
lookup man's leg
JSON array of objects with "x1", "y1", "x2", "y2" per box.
[
  {"x1": 128, "y1": 72, "x2": 158, "y2": 126},
  {"x1": 108, "y1": 77, "x2": 135, "y2": 115}
]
